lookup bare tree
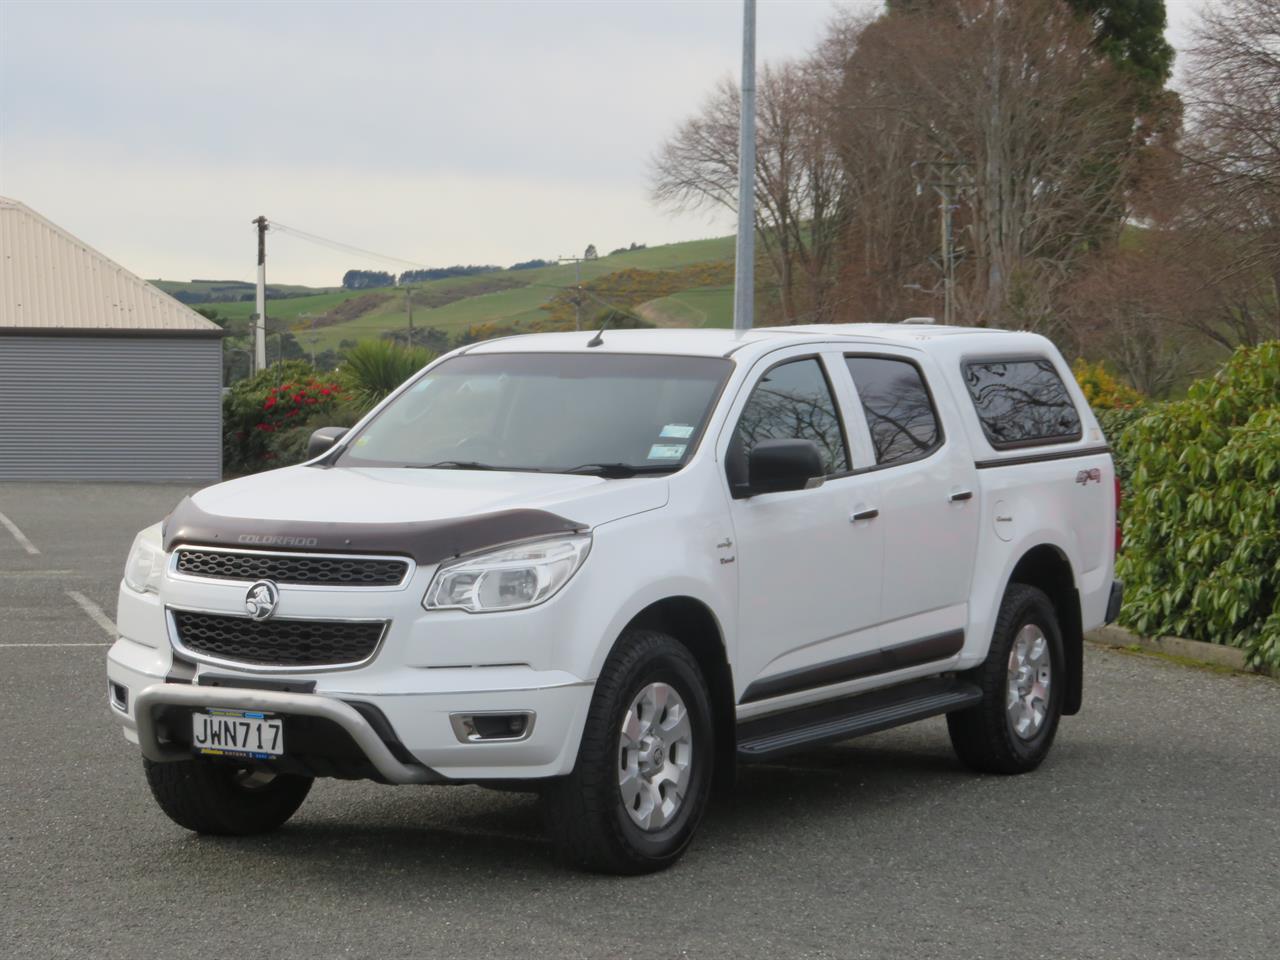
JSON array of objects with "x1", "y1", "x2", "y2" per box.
[
  {"x1": 1065, "y1": 241, "x2": 1202, "y2": 396},
  {"x1": 844, "y1": 0, "x2": 1145, "y2": 328},
  {"x1": 651, "y1": 56, "x2": 849, "y2": 323},
  {"x1": 824, "y1": 11, "x2": 938, "y2": 323},
  {"x1": 654, "y1": 1, "x2": 1155, "y2": 331},
  {"x1": 1179, "y1": 0, "x2": 1280, "y2": 342}
]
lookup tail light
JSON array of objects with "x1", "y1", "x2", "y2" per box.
[{"x1": 1113, "y1": 474, "x2": 1123, "y2": 557}]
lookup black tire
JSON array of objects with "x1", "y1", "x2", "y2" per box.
[
  {"x1": 144, "y1": 757, "x2": 313, "y2": 836},
  {"x1": 542, "y1": 630, "x2": 714, "y2": 874},
  {"x1": 947, "y1": 583, "x2": 1065, "y2": 775}
]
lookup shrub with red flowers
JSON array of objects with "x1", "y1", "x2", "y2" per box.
[{"x1": 223, "y1": 361, "x2": 353, "y2": 474}]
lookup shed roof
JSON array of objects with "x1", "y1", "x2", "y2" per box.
[{"x1": 0, "y1": 197, "x2": 221, "y2": 335}]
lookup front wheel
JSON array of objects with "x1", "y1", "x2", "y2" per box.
[
  {"x1": 144, "y1": 757, "x2": 313, "y2": 835},
  {"x1": 947, "y1": 583, "x2": 1065, "y2": 775},
  {"x1": 542, "y1": 630, "x2": 713, "y2": 874}
]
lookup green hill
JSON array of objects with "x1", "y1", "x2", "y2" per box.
[
  {"x1": 149, "y1": 278, "x2": 338, "y2": 305},
  {"x1": 171, "y1": 235, "x2": 736, "y2": 353}
]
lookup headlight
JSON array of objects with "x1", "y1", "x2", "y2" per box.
[
  {"x1": 423, "y1": 534, "x2": 591, "y2": 613},
  {"x1": 123, "y1": 524, "x2": 166, "y2": 594}
]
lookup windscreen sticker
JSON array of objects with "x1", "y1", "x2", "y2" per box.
[
  {"x1": 647, "y1": 443, "x2": 687, "y2": 461},
  {"x1": 659, "y1": 423, "x2": 695, "y2": 439}
]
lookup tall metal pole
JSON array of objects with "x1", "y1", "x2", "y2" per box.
[
  {"x1": 939, "y1": 186, "x2": 954, "y2": 327},
  {"x1": 252, "y1": 216, "x2": 268, "y2": 372},
  {"x1": 732, "y1": 0, "x2": 756, "y2": 332}
]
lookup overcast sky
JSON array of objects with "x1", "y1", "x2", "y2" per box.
[{"x1": 0, "y1": 0, "x2": 1210, "y2": 287}]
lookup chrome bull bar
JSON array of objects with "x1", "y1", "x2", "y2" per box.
[{"x1": 133, "y1": 683, "x2": 440, "y2": 785}]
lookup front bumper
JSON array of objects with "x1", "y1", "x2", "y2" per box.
[
  {"x1": 109, "y1": 636, "x2": 595, "y2": 781},
  {"x1": 135, "y1": 683, "x2": 441, "y2": 784},
  {"x1": 109, "y1": 572, "x2": 598, "y2": 781}
]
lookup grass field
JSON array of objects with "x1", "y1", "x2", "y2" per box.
[
  {"x1": 636, "y1": 286, "x2": 735, "y2": 328},
  {"x1": 178, "y1": 235, "x2": 737, "y2": 351}
]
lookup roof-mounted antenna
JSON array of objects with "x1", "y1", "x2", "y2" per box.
[
  {"x1": 578, "y1": 289, "x2": 646, "y2": 347},
  {"x1": 586, "y1": 315, "x2": 611, "y2": 348},
  {"x1": 902, "y1": 316, "x2": 936, "y2": 324}
]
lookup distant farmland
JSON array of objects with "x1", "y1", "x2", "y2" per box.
[{"x1": 166, "y1": 235, "x2": 737, "y2": 352}]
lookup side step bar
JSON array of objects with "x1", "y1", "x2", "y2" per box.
[{"x1": 736, "y1": 676, "x2": 983, "y2": 762}]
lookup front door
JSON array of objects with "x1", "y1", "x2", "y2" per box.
[{"x1": 722, "y1": 351, "x2": 884, "y2": 704}]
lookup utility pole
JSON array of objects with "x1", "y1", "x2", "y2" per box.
[
  {"x1": 911, "y1": 160, "x2": 968, "y2": 326},
  {"x1": 732, "y1": 0, "x2": 757, "y2": 333},
  {"x1": 252, "y1": 215, "x2": 268, "y2": 371},
  {"x1": 405, "y1": 286, "x2": 414, "y2": 345},
  {"x1": 298, "y1": 313, "x2": 320, "y2": 366},
  {"x1": 557, "y1": 256, "x2": 586, "y2": 331}
]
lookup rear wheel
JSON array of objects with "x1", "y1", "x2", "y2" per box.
[
  {"x1": 542, "y1": 630, "x2": 713, "y2": 874},
  {"x1": 947, "y1": 584, "x2": 1064, "y2": 774},
  {"x1": 144, "y1": 757, "x2": 312, "y2": 835}
]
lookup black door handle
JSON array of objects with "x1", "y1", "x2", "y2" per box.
[
  {"x1": 949, "y1": 490, "x2": 974, "y2": 502},
  {"x1": 849, "y1": 508, "x2": 879, "y2": 522}
]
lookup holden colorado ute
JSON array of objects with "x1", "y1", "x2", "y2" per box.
[{"x1": 107, "y1": 323, "x2": 1122, "y2": 873}]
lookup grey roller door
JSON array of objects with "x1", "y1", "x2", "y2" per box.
[{"x1": 0, "y1": 335, "x2": 222, "y2": 481}]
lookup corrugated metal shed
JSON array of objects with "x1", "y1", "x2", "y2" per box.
[
  {"x1": 0, "y1": 336, "x2": 223, "y2": 481},
  {"x1": 0, "y1": 198, "x2": 223, "y2": 481},
  {"x1": 0, "y1": 197, "x2": 220, "y2": 333}
]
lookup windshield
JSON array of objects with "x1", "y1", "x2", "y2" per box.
[{"x1": 336, "y1": 352, "x2": 733, "y2": 474}]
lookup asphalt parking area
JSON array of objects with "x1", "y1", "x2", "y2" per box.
[{"x1": 2, "y1": 482, "x2": 1278, "y2": 960}]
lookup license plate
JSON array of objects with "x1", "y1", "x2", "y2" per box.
[{"x1": 192, "y1": 709, "x2": 284, "y2": 760}]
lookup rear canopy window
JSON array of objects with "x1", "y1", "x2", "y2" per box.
[{"x1": 962, "y1": 359, "x2": 1082, "y2": 448}]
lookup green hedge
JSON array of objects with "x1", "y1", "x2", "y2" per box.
[
  {"x1": 1115, "y1": 342, "x2": 1280, "y2": 669},
  {"x1": 1096, "y1": 405, "x2": 1147, "y2": 502}
]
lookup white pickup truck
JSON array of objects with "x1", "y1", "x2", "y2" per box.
[{"x1": 108, "y1": 323, "x2": 1121, "y2": 873}]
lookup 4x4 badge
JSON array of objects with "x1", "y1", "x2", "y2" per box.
[{"x1": 244, "y1": 580, "x2": 280, "y2": 621}]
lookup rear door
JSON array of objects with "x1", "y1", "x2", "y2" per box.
[{"x1": 841, "y1": 351, "x2": 981, "y2": 651}]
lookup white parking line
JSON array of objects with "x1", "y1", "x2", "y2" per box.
[
  {"x1": 0, "y1": 510, "x2": 40, "y2": 555},
  {"x1": 0, "y1": 642, "x2": 108, "y2": 648},
  {"x1": 66, "y1": 590, "x2": 117, "y2": 639}
]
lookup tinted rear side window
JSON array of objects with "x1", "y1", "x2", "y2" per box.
[
  {"x1": 963, "y1": 359, "x2": 1082, "y2": 448},
  {"x1": 845, "y1": 356, "x2": 941, "y2": 466}
]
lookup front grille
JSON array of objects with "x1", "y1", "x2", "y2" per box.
[
  {"x1": 175, "y1": 549, "x2": 409, "y2": 587},
  {"x1": 171, "y1": 610, "x2": 386, "y2": 668}
]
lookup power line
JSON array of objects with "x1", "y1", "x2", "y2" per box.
[{"x1": 268, "y1": 220, "x2": 435, "y2": 271}]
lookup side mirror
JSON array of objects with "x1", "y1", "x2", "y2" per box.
[
  {"x1": 307, "y1": 426, "x2": 349, "y2": 460},
  {"x1": 747, "y1": 439, "x2": 824, "y2": 495}
]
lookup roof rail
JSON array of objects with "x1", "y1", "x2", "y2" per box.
[{"x1": 902, "y1": 316, "x2": 936, "y2": 324}]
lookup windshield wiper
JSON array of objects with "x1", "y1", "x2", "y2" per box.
[
  {"x1": 560, "y1": 463, "x2": 681, "y2": 478},
  {"x1": 407, "y1": 460, "x2": 506, "y2": 471}
]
